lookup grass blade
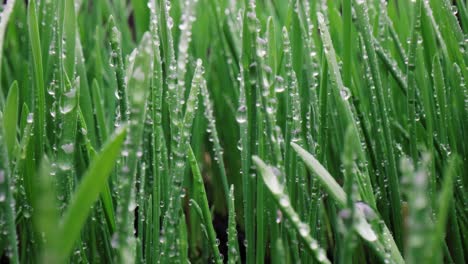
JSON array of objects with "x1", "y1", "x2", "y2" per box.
[
  {"x1": 188, "y1": 146, "x2": 223, "y2": 264},
  {"x1": 291, "y1": 142, "x2": 404, "y2": 264},
  {"x1": 253, "y1": 156, "x2": 331, "y2": 264},
  {"x1": 59, "y1": 126, "x2": 127, "y2": 262}
]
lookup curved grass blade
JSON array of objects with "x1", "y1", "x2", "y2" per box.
[
  {"x1": 253, "y1": 156, "x2": 331, "y2": 264},
  {"x1": 58, "y1": 126, "x2": 127, "y2": 262},
  {"x1": 187, "y1": 146, "x2": 223, "y2": 264},
  {"x1": 291, "y1": 142, "x2": 404, "y2": 264}
]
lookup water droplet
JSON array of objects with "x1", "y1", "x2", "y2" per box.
[
  {"x1": 27, "y1": 113, "x2": 33, "y2": 124},
  {"x1": 61, "y1": 143, "x2": 75, "y2": 154},
  {"x1": 236, "y1": 105, "x2": 247, "y2": 124},
  {"x1": 279, "y1": 196, "x2": 290, "y2": 207},
  {"x1": 298, "y1": 223, "x2": 310, "y2": 237},
  {"x1": 340, "y1": 87, "x2": 351, "y2": 100}
]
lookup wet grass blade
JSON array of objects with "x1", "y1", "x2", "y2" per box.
[
  {"x1": 4, "y1": 82, "x2": 18, "y2": 159},
  {"x1": 188, "y1": 146, "x2": 223, "y2": 264},
  {"x1": 253, "y1": 156, "x2": 331, "y2": 264},
  {"x1": 291, "y1": 142, "x2": 404, "y2": 264},
  {"x1": 59, "y1": 126, "x2": 127, "y2": 262},
  {"x1": 28, "y1": 0, "x2": 46, "y2": 160}
]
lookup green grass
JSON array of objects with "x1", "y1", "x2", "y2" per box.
[{"x1": 0, "y1": 0, "x2": 467, "y2": 263}]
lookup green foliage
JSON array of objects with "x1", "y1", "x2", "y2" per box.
[{"x1": 0, "y1": 0, "x2": 466, "y2": 263}]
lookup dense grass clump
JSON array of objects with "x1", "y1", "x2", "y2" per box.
[{"x1": 0, "y1": 0, "x2": 467, "y2": 263}]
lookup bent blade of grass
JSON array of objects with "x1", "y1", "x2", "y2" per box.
[
  {"x1": 291, "y1": 143, "x2": 345, "y2": 204},
  {"x1": 187, "y1": 146, "x2": 223, "y2": 264},
  {"x1": 58, "y1": 126, "x2": 127, "y2": 262},
  {"x1": 252, "y1": 156, "x2": 331, "y2": 264},
  {"x1": 291, "y1": 142, "x2": 404, "y2": 264}
]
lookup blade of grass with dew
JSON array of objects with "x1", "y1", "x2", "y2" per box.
[
  {"x1": 252, "y1": 156, "x2": 331, "y2": 264},
  {"x1": 227, "y1": 185, "x2": 240, "y2": 264},
  {"x1": 291, "y1": 142, "x2": 404, "y2": 264},
  {"x1": 76, "y1": 110, "x2": 116, "y2": 235},
  {"x1": 175, "y1": 0, "x2": 198, "y2": 106},
  {"x1": 239, "y1": 2, "x2": 261, "y2": 261},
  {"x1": 33, "y1": 157, "x2": 60, "y2": 264},
  {"x1": 109, "y1": 16, "x2": 128, "y2": 121},
  {"x1": 4, "y1": 82, "x2": 18, "y2": 160},
  {"x1": 114, "y1": 33, "x2": 153, "y2": 263},
  {"x1": 3, "y1": 0, "x2": 468, "y2": 262},
  {"x1": 76, "y1": 37, "x2": 97, "y2": 148},
  {"x1": 406, "y1": 0, "x2": 422, "y2": 163},
  {"x1": 316, "y1": 11, "x2": 376, "y2": 207},
  {"x1": 0, "y1": 112, "x2": 19, "y2": 263},
  {"x1": 339, "y1": 126, "x2": 360, "y2": 263},
  {"x1": 148, "y1": 1, "x2": 165, "y2": 258},
  {"x1": 201, "y1": 80, "x2": 229, "y2": 201},
  {"x1": 56, "y1": 75, "x2": 80, "y2": 207},
  {"x1": 58, "y1": 126, "x2": 127, "y2": 262},
  {"x1": 28, "y1": 0, "x2": 46, "y2": 160},
  {"x1": 90, "y1": 79, "x2": 108, "y2": 146},
  {"x1": 160, "y1": 59, "x2": 204, "y2": 263},
  {"x1": 353, "y1": 0, "x2": 404, "y2": 248},
  {"x1": 188, "y1": 146, "x2": 223, "y2": 264}
]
